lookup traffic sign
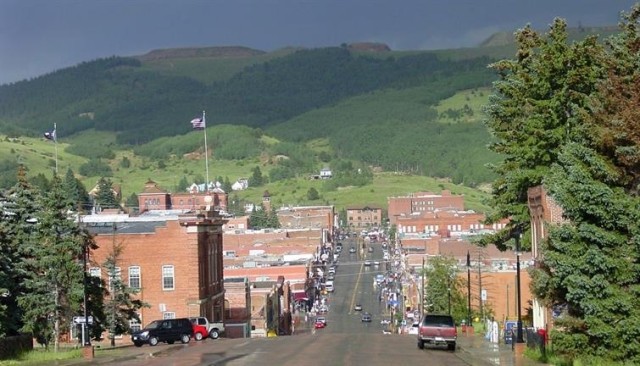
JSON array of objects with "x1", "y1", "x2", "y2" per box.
[{"x1": 73, "y1": 316, "x2": 94, "y2": 325}]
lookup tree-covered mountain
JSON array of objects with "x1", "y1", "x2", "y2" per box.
[{"x1": 0, "y1": 30, "x2": 614, "y2": 190}]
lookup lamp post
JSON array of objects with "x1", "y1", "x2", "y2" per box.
[
  {"x1": 515, "y1": 231, "x2": 524, "y2": 344},
  {"x1": 466, "y1": 251, "x2": 471, "y2": 326}
]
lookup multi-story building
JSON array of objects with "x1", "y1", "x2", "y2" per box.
[
  {"x1": 396, "y1": 209, "x2": 507, "y2": 238},
  {"x1": 83, "y1": 206, "x2": 227, "y2": 338},
  {"x1": 137, "y1": 179, "x2": 228, "y2": 213},
  {"x1": 346, "y1": 205, "x2": 382, "y2": 229},
  {"x1": 388, "y1": 190, "x2": 465, "y2": 225}
]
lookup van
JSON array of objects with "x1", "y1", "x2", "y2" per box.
[
  {"x1": 131, "y1": 318, "x2": 194, "y2": 347},
  {"x1": 325, "y1": 281, "x2": 334, "y2": 292}
]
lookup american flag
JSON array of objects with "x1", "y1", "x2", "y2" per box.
[{"x1": 191, "y1": 116, "x2": 205, "y2": 130}]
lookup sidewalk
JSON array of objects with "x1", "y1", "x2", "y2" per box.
[{"x1": 456, "y1": 332, "x2": 546, "y2": 366}]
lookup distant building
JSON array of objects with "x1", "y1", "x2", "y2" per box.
[
  {"x1": 346, "y1": 205, "x2": 382, "y2": 229},
  {"x1": 388, "y1": 190, "x2": 464, "y2": 225},
  {"x1": 232, "y1": 178, "x2": 249, "y2": 191},
  {"x1": 137, "y1": 179, "x2": 228, "y2": 213},
  {"x1": 319, "y1": 168, "x2": 332, "y2": 179}
]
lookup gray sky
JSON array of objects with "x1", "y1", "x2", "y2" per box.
[{"x1": 1, "y1": 0, "x2": 637, "y2": 85}]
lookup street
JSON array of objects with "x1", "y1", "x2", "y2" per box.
[{"x1": 108, "y1": 238, "x2": 472, "y2": 366}]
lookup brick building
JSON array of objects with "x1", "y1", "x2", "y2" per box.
[
  {"x1": 528, "y1": 185, "x2": 567, "y2": 331},
  {"x1": 277, "y1": 205, "x2": 335, "y2": 233},
  {"x1": 137, "y1": 179, "x2": 228, "y2": 213},
  {"x1": 396, "y1": 210, "x2": 508, "y2": 238},
  {"x1": 346, "y1": 205, "x2": 382, "y2": 229},
  {"x1": 388, "y1": 190, "x2": 465, "y2": 225},
  {"x1": 83, "y1": 207, "x2": 227, "y2": 339}
]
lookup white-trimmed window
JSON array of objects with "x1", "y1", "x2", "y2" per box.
[
  {"x1": 128, "y1": 266, "x2": 141, "y2": 289},
  {"x1": 130, "y1": 315, "x2": 142, "y2": 333},
  {"x1": 163, "y1": 312, "x2": 176, "y2": 319},
  {"x1": 89, "y1": 267, "x2": 101, "y2": 278},
  {"x1": 162, "y1": 265, "x2": 175, "y2": 290}
]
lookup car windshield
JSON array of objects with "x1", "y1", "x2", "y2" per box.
[{"x1": 145, "y1": 320, "x2": 162, "y2": 329}]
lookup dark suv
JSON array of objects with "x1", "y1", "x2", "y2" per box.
[{"x1": 132, "y1": 318, "x2": 194, "y2": 347}]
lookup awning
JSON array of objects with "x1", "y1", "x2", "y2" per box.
[{"x1": 293, "y1": 292, "x2": 308, "y2": 301}]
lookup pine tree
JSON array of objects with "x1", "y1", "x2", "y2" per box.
[
  {"x1": 423, "y1": 256, "x2": 466, "y2": 322},
  {"x1": 63, "y1": 168, "x2": 91, "y2": 213},
  {"x1": 17, "y1": 175, "x2": 94, "y2": 351},
  {"x1": 103, "y1": 228, "x2": 148, "y2": 347},
  {"x1": 95, "y1": 177, "x2": 120, "y2": 211},
  {"x1": 482, "y1": 19, "x2": 605, "y2": 250},
  {"x1": 529, "y1": 7, "x2": 640, "y2": 362},
  {"x1": 0, "y1": 165, "x2": 40, "y2": 337}
]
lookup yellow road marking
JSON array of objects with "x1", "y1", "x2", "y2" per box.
[{"x1": 349, "y1": 261, "x2": 364, "y2": 315}]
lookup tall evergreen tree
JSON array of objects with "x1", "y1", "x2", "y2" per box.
[
  {"x1": 0, "y1": 165, "x2": 40, "y2": 336},
  {"x1": 530, "y1": 7, "x2": 640, "y2": 363},
  {"x1": 17, "y1": 175, "x2": 96, "y2": 351},
  {"x1": 95, "y1": 177, "x2": 120, "y2": 211},
  {"x1": 422, "y1": 256, "x2": 466, "y2": 322},
  {"x1": 63, "y1": 168, "x2": 91, "y2": 213},
  {"x1": 482, "y1": 18, "x2": 605, "y2": 250}
]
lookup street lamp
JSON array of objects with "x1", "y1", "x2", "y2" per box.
[
  {"x1": 515, "y1": 230, "x2": 524, "y2": 344},
  {"x1": 466, "y1": 251, "x2": 471, "y2": 326}
]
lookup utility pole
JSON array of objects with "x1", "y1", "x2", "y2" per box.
[
  {"x1": 515, "y1": 231, "x2": 524, "y2": 343},
  {"x1": 422, "y1": 256, "x2": 426, "y2": 318}
]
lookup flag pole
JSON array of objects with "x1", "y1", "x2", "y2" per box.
[
  {"x1": 54, "y1": 123, "x2": 58, "y2": 174},
  {"x1": 202, "y1": 111, "x2": 210, "y2": 192}
]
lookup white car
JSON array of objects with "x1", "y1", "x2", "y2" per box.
[{"x1": 408, "y1": 322, "x2": 419, "y2": 335}]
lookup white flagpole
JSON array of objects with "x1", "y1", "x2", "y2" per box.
[
  {"x1": 202, "y1": 111, "x2": 210, "y2": 192},
  {"x1": 54, "y1": 122, "x2": 58, "y2": 174}
]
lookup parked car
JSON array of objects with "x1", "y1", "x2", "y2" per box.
[
  {"x1": 316, "y1": 316, "x2": 327, "y2": 325},
  {"x1": 315, "y1": 321, "x2": 326, "y2": 329},
  {"x1": 408, "y1": 322, "x2": 420, "y2": 335},
  {"x1": 131, "y1": 318, "x2": 193, "y2": 347},
  {"x1": 192, "y1": 323, "x2": 208, "y2": 341},
  {"x1": 188, "y1": 317, "x2": 225, "y2": 339}
]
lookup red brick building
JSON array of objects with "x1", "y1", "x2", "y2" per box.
[
  {"x1": 396, "y1": 210, "x2": 507, "y2": 238},
  {"x1": 388, "y1": 190, "x2": 465, "y2": 225},
  {"x1": 528, "y1": 185, "x2": 567, "y2": 331},
  {"x1": 137, "y1": 179, "x2": 228, "y2": 213},
  {"x1": 83, "y1": 207, "x2": 227, "y2": 339}
]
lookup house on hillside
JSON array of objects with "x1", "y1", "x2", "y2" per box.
[{"x1": 232, "y1": 178, "x2": 249, "y2": 191}]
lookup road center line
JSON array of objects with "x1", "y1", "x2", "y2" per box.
[{"x1": 349, "y1": 261, "x2": 364, "y2": 315}]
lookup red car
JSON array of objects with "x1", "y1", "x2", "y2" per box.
[
  {"x1": 192, "y1": 323, "x2": 208, "y2": 341},
  {"x1": 314, "y1": 321, "x2": 326, "y2": 329}
]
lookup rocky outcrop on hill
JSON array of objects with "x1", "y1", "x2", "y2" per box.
[{"x1": 137, "y1": 46, "x2": 266, "y2": 61}]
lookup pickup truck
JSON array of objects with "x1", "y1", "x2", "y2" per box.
[
  {"x1": 417, "y1": 314, "x2": 457, "y2": 351},
  {"x1": 188, "y1": 317, "x2": 225, "y2": 339}
]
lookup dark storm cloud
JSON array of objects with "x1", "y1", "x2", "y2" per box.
[{"x1": 0, "y1": 0, "x2": 637, "y2": 85}]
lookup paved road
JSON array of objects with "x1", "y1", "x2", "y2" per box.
[{"x1": 90, "y1": 239, "x2": 474, "y2": 366}]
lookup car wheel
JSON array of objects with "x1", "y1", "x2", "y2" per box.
[
  {"x1": 181, "y1": 334, "x2": 191, "y2": 344},
  {"x1": 134, "y1": 342, "x2": 143, "y2": 347},
  {"x1": 417, "y1": 340, "x2": 424, "y2": 350},
  {"x1": 149, "y1": 337, "x2": 159, "y2": 346},
  {"x1": 447, "y1": 342, "x2": 456, "y2": 351},
  {"x1": 209, "y1": 329, "x2": 220, "y2": 339},
  {"x1": 195, "y1": 332, "x2": 203, "y2": 341}
]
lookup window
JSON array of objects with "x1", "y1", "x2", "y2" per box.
[
  {"x1": 129, "y1": 266, "x2": 141, "y2": 289},
  {"x1": 130, "y1": 316, "x2": 142, "y2": 333},
  {"x1": 162, "y1": 265, "x2": 175, "y2": 290},
  {"x1": 163, "y1": 312, "x2": 176, "y2": 319},
  {"x1": 89, "y1": 267, "x2": 101, "y2": 278}
]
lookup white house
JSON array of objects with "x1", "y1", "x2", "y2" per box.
[{"x1": 320, "y1": 168, "x2": 332, "y2": 179}]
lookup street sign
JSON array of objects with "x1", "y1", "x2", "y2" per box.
[{"x1": 73, "y1": 316, "x2": 94, "y2": 325}]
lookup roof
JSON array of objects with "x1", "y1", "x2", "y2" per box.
[{"x1": 84, "y1": 220, "x2": 168, "y2": 235}]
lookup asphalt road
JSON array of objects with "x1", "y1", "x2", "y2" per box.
[{"x1": 99, "y1": 239, "x2": 472, "y2": 366}]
